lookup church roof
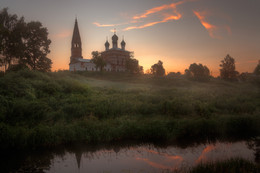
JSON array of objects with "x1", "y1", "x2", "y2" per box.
[
  {"x1": 101, "y1": 48, "x2": 131, "y2": 53},
  {"x1": 77, "y1": 59, "x2": 91, "y2": 63},
  {"x1": 72, "y1": 19, "x2": 81, "y2": 44},
  {"x1": 70, "y1": 58, "x2": 92, "y2": 64}
]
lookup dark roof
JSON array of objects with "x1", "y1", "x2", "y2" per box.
[{"x1": 72, "y1": 19, "x2": 81, "y2": 44}]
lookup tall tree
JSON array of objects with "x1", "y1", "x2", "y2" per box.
[
  {"x1": 22, "y1": 21, "x2": 52, "y2": 71},
  {"x1": 0, "y1": 8, "x2": 52, "y2": 72},
  {"x1": 220, "y1": 54, "x2": 238, "y2": 80},
  {"x1": 185, "y1": 63, "x2": 210, "y2": 81},
  {"x1": 150, "y1": 60, "x2": 165, "y2": 76},
  {"x1": 0, "y1": 8, "x2": 25, "y2": 72},
  {"x1": 91, "y1": 51, "x2": 106, "y2": 71},
  {"x1": 253, "y1": 60, "x2": 260, "y2": 75}
]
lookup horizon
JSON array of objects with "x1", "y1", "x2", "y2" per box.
[{"x1": 1, "y1": 0, "x2": 260, "y2": 76}]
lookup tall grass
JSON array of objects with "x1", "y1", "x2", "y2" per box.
[{"x1": 0, "y1": 70, "x2": 259, "y2": 149}]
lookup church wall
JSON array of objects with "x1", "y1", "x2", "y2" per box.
[
  {"x1": 69, "y1": 62, "x2": 113, "y2": 72},
  {"x1": 69, "y1": 62, "x2": 97, "y2": 72}
]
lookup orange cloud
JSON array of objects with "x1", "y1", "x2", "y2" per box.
[
  {"x1": 193, "y1": 10, "x2": 217, "y2": 38},
  {"x1": 93, "y1": 22, "x2": 116, "y2": 27},
  {"x1": 124, "y1": 13, "x2": 182, "y2": 31},
  {"x1": 193, "y1": 10, "x2": 231, "y2": 39},
  {"x1": 93, "y1": 22, "x2": 128, "y2": 27},
  {"x1": 132, "y1": 0, "x2": 191, "y2": 20},
  {"x1": 94, "y1": 0, "x2": 189, "y2": 31}
]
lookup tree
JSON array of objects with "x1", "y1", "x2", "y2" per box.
[
  {"x1": 220, "y1": 54, "x2": 239, "y2": 80},
  {"x1": 0, "y1": 8, "x2": 25, "y2": 72},
  {"x1": 253, "y1": 60, "x2": 260, "y2": 75},
  {"x1": 0, "y1": 8, "x2": 52, "y2": 72},
  {"x1": 91, "y1": 51, "x2": 106, "y2": 71},
  {"x1": 22, "y1": 21, "x2": 52, "y2": 71},
  {"x1": 185, "y1": 63, "x2": 210, "y2": 81},
  {"x1": 126, "y1": 57, "x2": 143, "y2": 74},
  {"x1": 150, "y1": 60, "x2": 165, "y2": 76}
]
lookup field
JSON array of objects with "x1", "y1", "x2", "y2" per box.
[{"x1": 0, "y1": 70, "x2": 260, "y2": 149}]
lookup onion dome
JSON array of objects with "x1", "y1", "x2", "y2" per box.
[
  {"x1": 121, "y1": 38, "x2": 126, "y2": 50},
  {"x1": 112, "y1": 34, "x2": 118, "y2": 42},
  {"x1": 105, "y1": 38, "x2": 110, "y2": 50}
]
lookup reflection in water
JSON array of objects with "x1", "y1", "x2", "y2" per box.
[{"x1": 1, "y1": 140, "x2": 258, "y2": 173}]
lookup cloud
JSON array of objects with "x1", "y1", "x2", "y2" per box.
[
  {"x1": 132, "y1": 0, "x2": 196, "y2": 20},
  {"x1": 124, "y1": 13, "x2": 182, "y2": 31},
  {"x1": 94, "y1": 0, "x2": 187, "y2": 31},
  {"x1": 93, "y1": 22, "x2": 127, "y2": 27},
  {"x1": 93, "y1": 22, "x2": 116, "y2": 27},
  {"x1": 124, "y1": 3, "x2": 183, "y2": 31},
  {"x1": 193, "y1": 10, "x2": 231, "y2": 39},
  {"x1": 93, "y1": 0, "x2": 231, "y2": 38},
  {"x1": 193, "y1": 10, "x2": 217, "y2": 38}
]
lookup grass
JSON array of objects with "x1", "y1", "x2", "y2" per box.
[{"x1": 0, "y1": 70, "x2": 260, "y2": 149}]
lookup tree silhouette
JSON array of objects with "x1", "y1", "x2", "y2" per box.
[
  {"x1": 185, "y1": 63, "x2": 210, "y2": 81},
  {"x1": 253, "y1": 60, "x2": 260, "y2": 75},
  {"x1": 0, "y1": 8, "x2": 25, "y2": 71},
  {"x1": 91, "y1": 51, "x2": 106, "y2": 71},
  {"x1": 22, "y1": 21, "x2": 52, "y2": 71},
  {"x1": 150, "y1": 60, "x2": 165, "y2": 76},
  {"x1": 220, "y1": 54, "x2": 238, "y2": 80},
  {"x1": 0, "y1": 8, "x2": 52, "y2": 72},
  {"x1": 126, "y1": 57, "x2": 143, "y2": 74}
]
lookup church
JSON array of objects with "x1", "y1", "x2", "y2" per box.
[{"x1": 69, "y1": 19, "x2": 132, "y2": 72}]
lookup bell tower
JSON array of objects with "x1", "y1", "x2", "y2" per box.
[{"x1": 70, "y1": 18, "x2": 83, "y2": 63}]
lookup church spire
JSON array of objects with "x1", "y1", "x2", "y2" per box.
[
  {"x1": 71, "y1": 18, "x2": 83, "y2": 63},
  {"x1": 72, "y1": 18, "x2": 82, "y2": 46}
]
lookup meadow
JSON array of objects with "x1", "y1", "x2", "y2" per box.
[{"x1": 0, "y1": 70, "x2": 259, "y2": 149}]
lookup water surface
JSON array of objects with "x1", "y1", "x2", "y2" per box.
[{"x1": 3, "y1": 140, "x2": 259, "y2": 173}]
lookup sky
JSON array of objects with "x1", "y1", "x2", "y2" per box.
[{"x1": 1, "y1": 0, "x2": 260, "y2": 75}]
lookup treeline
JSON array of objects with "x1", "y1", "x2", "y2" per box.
[
  {"x1": 149, "y1": 55, "x2": 260, "y2": 82},
  {"x1": 0, "y1": 8, "x2": 52, "y2": 73}
]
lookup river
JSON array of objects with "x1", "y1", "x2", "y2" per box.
[{"x1": 2, "y1": 140, "x2": 259, "y2": 173}]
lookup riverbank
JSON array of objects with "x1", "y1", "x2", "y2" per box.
[{"x1": 0, "y1": 70, "x2": 260, "y2": 149}]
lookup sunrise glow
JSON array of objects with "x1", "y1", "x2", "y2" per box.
[{"x1": 2, "y1": 0, "x2": 258, "y2": 75}]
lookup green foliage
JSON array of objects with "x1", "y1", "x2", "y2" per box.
[
  {"x1": 0, "y1": 70, "x2": 259, "y2": 149},
  {"x1": 185, "y1": 63, "x2": 210, "y2": 81},
  {"x1": 220, "y1": 54, "x2": 239, "y2": 81},
  {"x1": 91, "y1": 51, "x2": 106, "y2": 71},
  {"x1": 150, "y1": 60, "x2": 165, "y2": 76}
]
